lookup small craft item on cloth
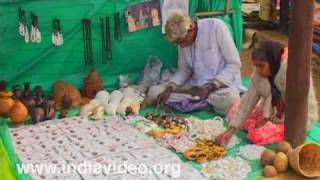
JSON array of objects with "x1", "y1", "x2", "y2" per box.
[
  {"x1": 160, "y1": 133, "x2": 194, "y2": 153},
  {"x1": 133, "y1": 119, "x2": 159, "y2": 133},
  {"x1": 239, "y1": 144, "x2": 266, "y2": 160},
  {"x1": 106, "y1": 90, "x2": 123, "y2": 116},
  {"x1": 53, "y1": 81, "x2": 83, "y2": 110},
  {"x1": 247, "y1": 121, "x2": 284, "y2": 145},
  {"x1": 183, "y1": 139, "x2": 226, "y2": 163},
  {"x1": 201, "y1": 156, "x2": 252, "y2": 180},
  {"x1": 145, "y1": 114, "x2": 187, "y2": 129},
  {"x1": 186, "y1": 116, "x2": 226, "y2": 140},
  {"x1": 0, "y1": 91, "x2": 15, "y2": 117}
]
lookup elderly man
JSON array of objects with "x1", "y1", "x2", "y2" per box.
[{"x1": 156, "y1": 13, "x2": 245, "y2": 114}]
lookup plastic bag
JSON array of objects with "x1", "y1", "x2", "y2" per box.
[
  {"x1": 247, "y1": 122, "x2": 284, "y2": 145},
  {"x1": 227, "y1": 101, "x2": 263, "y2": 131},
  {"x1": 139, "y1": 56, "x2": 163, "y2": 87},
  {"x1": 119, "y1": 75, "x2": 131, "y2": 88}
]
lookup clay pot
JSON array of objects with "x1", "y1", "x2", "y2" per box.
[
  {"x1": 83, "y1": 68, "x2": 103, "y2": 99},
  {"x1": 8, "y1": 101, "x2": 28, "y2": 124},
  {"x1": 23, "y1": 82, "x2": 31, "y2": 98},
  {"x1": 42, "y1": 100, "x2": 55, "y2": 120},
  {"x1": 22, "y1": 96, "x2": 36, "y2": 111},
  {"x1": 0, "y1": 91, "x2": 15, "y2": 117},
  {"x1": 31, "y1": 107, "x2": 45, "y2": 124},
  {"x1": 287, "y1": 143, "x2": 320, "y2": 178}
]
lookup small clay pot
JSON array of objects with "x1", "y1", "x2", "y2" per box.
[
  {"x1": 42, "y1": 100, "x2": 55, "y2": 120},
  {"x1": 23, "y1": 82, "x2": 31, "y2": 98},
  {"x1": 8, "y1": 101, "x2": 28, "y2": 124},
  {"x1": 22, "y1": 97, "x2": 36, "y2": 111},
  {"x1": 83, "y1": 68, "x2": 103, "y2": 99},
  {"x1": 31, "y1": 107, "x2": 45, "y2": 124}
]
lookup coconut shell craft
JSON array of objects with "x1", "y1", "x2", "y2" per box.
[
  {"x1": 288, "y1": 143, "x2": 320, "y2": 178},
  {"x1": 53, "y1": 81, "x2": 83, "y2": 110},
  {"x1": 83, "y1": 68, "x2": 103, "y2": 99}
]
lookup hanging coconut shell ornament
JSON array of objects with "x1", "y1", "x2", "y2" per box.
[
  {"x1": 8, "y1": 101, "x2": 28, "y2": 124},
  {"x1": 83, "y1": 68, "x2": 103, "y2": 99}
]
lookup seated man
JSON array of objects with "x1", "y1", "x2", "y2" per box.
[{"x1": 156, "y1": 13, "x2": 245, "y2": 114}]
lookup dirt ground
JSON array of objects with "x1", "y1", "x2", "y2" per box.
[{"x1": 240, "y1": 30, "x2": 320, "y2": 118}]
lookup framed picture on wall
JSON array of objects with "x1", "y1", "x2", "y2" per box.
[{"x1": 125, "y1": 0, "x2": 161, "y2": 32}]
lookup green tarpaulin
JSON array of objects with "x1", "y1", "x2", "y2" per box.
[{"x1": 0, "y1": 0, "x2": 243, "y2": 93}]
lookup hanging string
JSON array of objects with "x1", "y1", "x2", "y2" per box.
[
  {"x1": 105, "y1": 16, "x2": 112, "y2": 60},
  {"x1": 99, "y1": 17, "x2": 107, "y2": 63},
  {"x1": 114, "y1": 12, "x2": 121, "y2": 41},
  {"x1": 82, "y1": 18, "x2": 93, "y2": 66}
]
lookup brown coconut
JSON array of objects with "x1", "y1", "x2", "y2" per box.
[
  {"x1": 261, "y1": 149, "x2": 276, "y2": 165},
  {"x1": 273, "y1": 152, "x2": 289, "y2": 173},
  {"x1": 263, "y1": 165, "x2": 278, "y2": 177},
  {"x1": 276, "y1": 141, "x2": 293, "y2": 154}
]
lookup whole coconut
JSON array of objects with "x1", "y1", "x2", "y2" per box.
[
  {"x1": 276, "y1": 141, "x2": 292, "y2": 154},
  {"x1": 263, "y1": 165, "x2": 278, "y2": 177},
  {"x1": 261, "y1": 149, "x2": 276, "y2": 165},
  {"x1": 273, "y1": 152, "x2": 289, "y2": 173}
]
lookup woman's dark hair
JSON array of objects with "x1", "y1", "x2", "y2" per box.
[{"x1": 251, "y1": 40, "x2": 284, "y2": 107}]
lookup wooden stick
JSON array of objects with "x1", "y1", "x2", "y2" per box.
[
  {"x1": 196, "y1": 10, "x2": 234, "y2": 17},
  {"x1": 285, "y1": 0, "x2": 314, "y2": 147},
  {"x1": 224, "y1": 0, "x2": 231, "y2": 15}
]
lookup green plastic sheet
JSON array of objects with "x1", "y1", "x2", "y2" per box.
[{"x1": 0, "y1": 0, "x2": 243, "y2": 94}]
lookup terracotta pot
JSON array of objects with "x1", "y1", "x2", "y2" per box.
[
  {"x1": 287, "y1": 143, "x2": 320, "y2": 178},
  {"x1": 12, "y1": 84, "x2": 23, "y2": 100},
  {"x1": 83, "y1": 68, "x2": 103, "y2": 99},
  {"x1": 8, "y1": 101, "x2": 28, "y2": 124},
  {"x1": 0, "y1": 91, "x2": 15, "y2": 117}
]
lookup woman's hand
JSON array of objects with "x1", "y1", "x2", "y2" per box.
[
  {"x1": 157, "y1": 86, "x2": 173, "y2": 105},
  {"x1": 215, "y1": 127, "x2": 237, "y2": 146},
  {"x1": 255, "y1": 117, "x2": 271, "y2": 128}
]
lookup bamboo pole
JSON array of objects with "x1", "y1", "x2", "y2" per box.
[{"x1": 285, "y1": 0, "x2": 314, "y2": 147}]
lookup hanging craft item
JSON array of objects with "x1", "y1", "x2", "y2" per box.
[
  {"x1": 52, "y1": 18, "x2": 63, "y2": 46},
  {"x1": 82, "y1": 19, "x2": 93, "y2": 66},
  {"x1": 30, "y1": 13, "x2": 41, "y2": 43},
  {"x1": 114, "y1": 12, "x2": 121, "y2": 40},
  {"x1": 18, "y1": 8, "x2": 29, "y2": 43},
  {"x1": 99, "y1": 17, "x2": 112, "y2": 63},
  {"x1": 125, "y1": 0, "x2": 161, "y2": 32}
]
